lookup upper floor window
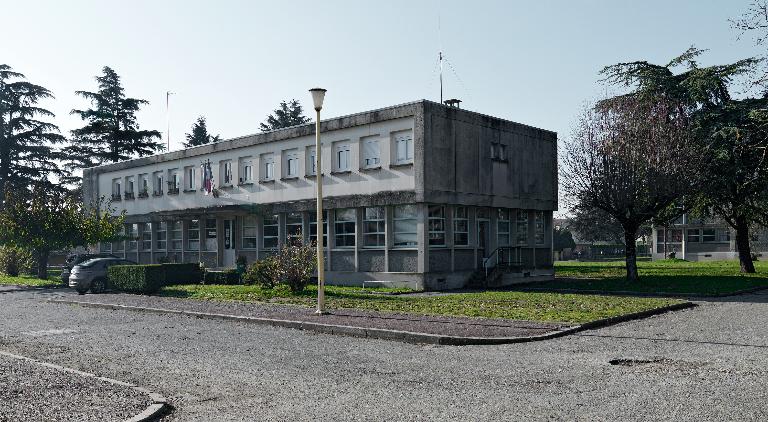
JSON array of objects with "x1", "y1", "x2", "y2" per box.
[
  {"x1": 185, "y1": 166, "x2": 196, "y2": 191},
  {"x1": 490, "y1": 142, "x2": 508, "y2": 161},
  {"x1": 261, "y1": 153, "x2": 274, "y2": 181},
  {"x1": 334, "y1": 141, "x2": 351, "y2": 172},
  {"x1": 124, "y1": 176, "x2": 134, "y2": 194},
  {"x1": 362, "y1": 138, "x2": 380, "y2": 169},
  {"x1": 239, "y1": 158, "x2": 253, "y2": 183},
  {"x1": 168, "y1": 169, "x2": 180, "y2": 193},
  {"x1": 111, "y1": 178, "x2": 121, "y2": 199},
  {"x1": 306, "y1": 146, "x2": 317, "y2": 176},
  {"x1": 220, "y1": 160, "x2": 233, "y2": 186},
  {"x1": 283, "y1": 149, "x2": 299, "y2": 178},
  {"x1": 138, "y1": 174, "x2": 149, "y2": 196},
  {"x1": 394, "y1": 133, "x2": 413, "y2": 164},
  {"x1": 153, "y1": 171, "x2": 164, "y2": 195}
]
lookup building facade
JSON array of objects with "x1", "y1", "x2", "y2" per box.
[
  {"x1": 652, "y1": 214, "x2": 768, "y2": 261},
  {"x1": 83, "y1": 100, "x2": 558, "y2": 290}
]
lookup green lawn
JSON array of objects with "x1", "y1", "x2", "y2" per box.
[
  {"x1": 159, "y1": 283, "x2": 681, "y2": 324},
  {"x1": 535, "y1": 260, "x2": 768, "y2": 295},
  {"x1": 0, "y1": 270, "x2": 61, "y2": 288}
]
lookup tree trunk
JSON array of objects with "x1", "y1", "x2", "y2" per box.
[
  {"x1": 734, "y1": 216, "x2": 755, "y2": 273},
  {"x1": 35, "y1": 250, "x2": 49, "y2": 280},
  {"x1": 624, "y1": 227, "x2": 639, "y2": 282}
]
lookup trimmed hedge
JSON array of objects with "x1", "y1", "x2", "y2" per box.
[
  {"x1": 108, "y1": 265, "x2": 165, "y2": 294},
  {"x1": 162, "y1": 263, "x2": 201, "y2": 285},
  {"x1": 203, "y1": 269, "x2": 240, "y2": 285}
]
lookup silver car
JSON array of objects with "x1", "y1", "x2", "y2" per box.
[{"x1": 69, "y1": 257, "x2": 136, "y2": 294}]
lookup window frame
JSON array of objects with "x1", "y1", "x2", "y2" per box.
[
  {"x1": 262, "y1": 214, "x2": 279, "y2": 249},
  {"x1": 334, "y1": 141, "x2": 352, "y2": 172},
  {"x1": 453, "y1": 206, "x2": 469, "y2": 246},
  {"x1": 283, "y1": 149, "x2": 300, "y2": 178},
  {"x1": 515, "y1": 210, "x2": 529, "y2": 246},
  {"x1": 221, "y1": 160, "x2": 233, "y2": 186},
  {"x1": 286, "y1": 212, "x2": 303, "y2": 244},
  {"x1": 309, "y1": 210, "x2": 328, "y2": 247},
  {"x1": 187, "y1": 219, "x2": 200, "y2": 251},
  {"x1": 261, "y1": 153, "x2": 275, "y2": 181},
  {"x1": 361, "y1": 137, "x2": 381, "y2": 169},
  {"x1": 363, "y1": 207, "x2": 385, "y2": 248},
  {"x1": 393, "y1": 205, "x2": 418, "y2": 248},
  {"x1": 242, "y1": 215, "x2": 258, "y2": 249},
  {"x1": 170, "y1": 221, "x2": 183, "y2": 251},
  {"x1": 428, "y1": 205, "x2": 446, "y2": 247},
  {"x1": 497, "y1": 209, "x2": 511, "y2": 246},
  {"x1": 394, "y1": 133, "x2": 414, "y2": 165},
  {"x1": 334, "y1": 208, "x2": 356, "y2": 248}
]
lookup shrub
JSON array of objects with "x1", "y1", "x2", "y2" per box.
[
  {"x1": 236, "y1": 255, "x2": 248, "y2": 267},
  {"x1": 108, "y1": 265, "x2": 165, "y2": 294},
  {"x1": 162, "y1": 263, "x2": 202, "y2": 285},
  {"x1": 274, "y1": 241, "x2": 316, "y2": 293},
  {"x1": 243, "y1": 257, "x2": 277, "y2": 289},
  {"x1": 0, "y1": 246, "x2": 34, "y2": 277}
]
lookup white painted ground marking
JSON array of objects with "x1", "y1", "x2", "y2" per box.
[{"x1": 22, "y1": 328, "x2": 78, "y2": 337}]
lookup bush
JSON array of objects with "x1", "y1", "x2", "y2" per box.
[
  {"x1": 108, "y1": 265, "x2": 165, "y2": 294},
  {"x1": 202, "y1": 269, "x2": 240, "y2": 285},
  {"x1": 0, "y1": 246, "x2": 34, "y2": 277},
  {"x1": 162, "y1": 263, "x2": 202, "y2": 285},
  {"x1": 243, "y1": 257, "x2": 277, "y2": 289},
  {"x1": 273, "y1": 241, "x2": 316, "y2": 293}
]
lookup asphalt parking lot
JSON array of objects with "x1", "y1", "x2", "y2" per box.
[{"x1": 1, "y1": 288, "x2": 767, "y2": 421}]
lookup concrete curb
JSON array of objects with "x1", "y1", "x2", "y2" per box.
[
  {"x1": 0, "y1": 349, "x2": 170, "y2": 422},
  {"x1": 517, "y1": 285, "x2": 768, "y2": 298},
  {"x1": 49, "y1": 298, "x2": 696, "y2": 346}
]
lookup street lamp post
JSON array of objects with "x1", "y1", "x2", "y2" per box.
[{"x1": 309, "y1": 88, "x2": 327, "y2": 315}]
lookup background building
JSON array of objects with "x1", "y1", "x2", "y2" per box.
[
  {"x1": 83, "y1": 100, "x2": 558, "y2": 290},
  {"x1": 652, "y1": 214, "x2": 768, "y2": 261}
]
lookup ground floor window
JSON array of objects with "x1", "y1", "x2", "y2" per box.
[
  {"x1": 242, "y1": 215, "x2": 258, "y2": 249},
  {"x1": 454, "y1": 206, "x2": 468, "y2": 246},
  {"x1": 100, "y1": 242, "x2": 112, "y2": 253},
  {"x1": 263, "y1": 214, "x2": 279, "y2": 249},
  {"x1": 428, "y1": 205, "x2": 445, "y2": 246},
  {"x1": 170, "y1": 221, "x2": 182, "y2": 251},
  {"x1": 155, "y1": 222, "x2": 167, "y2": 251},
  {"x1": 205, "y1": 219, "x2": 217, "y2": 251},
  {"x1": 393, "y1": 205, "x2": 417, "y2": 247},
  {"x1": 687, "y1": 229, "x2": 700, "y2": 243},
  {"x1": 140, "y1": 223, "x2": 152, "y2": 251},
  {"x1": 286, "y1": 212, "x2": 303, "y2": 244},
  {"x1": 127, "y1": 223, "x2": 138, "y2": 252},
  {"x1": 497, "y1": 209, "x2": 511, "y2": 246},
  {"x1": 335, "y1": 208, "x2": 356, "y2": 247},
  {"x1": 113, "y1": 226, "x2": 125, "y2": 252},
  {"x1": 187, "y1": 220, "x2": 200, "y2": 251},
  {"x1": 534, "y1": 211, "x2": 545, "y2": 246},
  {"x1": 309, "y1": 211, "x2": 328, "y2": 247},
  {"x1": 516, "y1": 210, "x2": 528, "y2": 246},
  {"x1": 363, "y1": 207, "x2": 385, "y2": 247}
]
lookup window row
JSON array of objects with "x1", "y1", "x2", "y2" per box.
[
  {"x1": 104, "y1": 206, "x2": 548, "y2": 253},
  {"x1": 656, "y1": 228, "x2": 731, "y2": 244},
  {"x1": 109, "y1": 132, "x2": 414, "y2": 199}
]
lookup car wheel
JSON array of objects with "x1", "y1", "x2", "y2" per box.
[
  {"x1": 90, "y1": 278, "x2": 107, "y2": 294},
  {"x1": 76, "y1": 288, "x2": 88, "y2": 295}
]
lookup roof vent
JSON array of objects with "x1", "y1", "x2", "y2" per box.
[{"x1": 443, "y1": 98, "x2": 462, "y2": 108}]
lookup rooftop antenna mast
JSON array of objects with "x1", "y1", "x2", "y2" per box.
[{"x1": 166, "y1": 91, "x2": 175, "y2": 151}]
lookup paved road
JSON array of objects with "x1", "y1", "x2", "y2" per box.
[{"x1": 1, "y1": 288, "x2": 767, "y2": 421}]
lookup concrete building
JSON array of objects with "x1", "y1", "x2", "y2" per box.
[
  {"x1": 83, "y1": 100, "x2": 558, "y2": 290},
  {"x1": 652, "y1": 214, "x2": 768, "y2": 261}
]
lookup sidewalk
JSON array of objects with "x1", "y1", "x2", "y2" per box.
[{"x1": 50, "y1": 292, "x2": 693, "y2": 345}]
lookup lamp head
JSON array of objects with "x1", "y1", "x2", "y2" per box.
[{"x1": 309, "y1": 88, "x2": 327, "y2": 111}]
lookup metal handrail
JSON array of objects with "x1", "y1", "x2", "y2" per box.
[{"x1": 483, "y1": 246, "x2": 517, "y2": 278}]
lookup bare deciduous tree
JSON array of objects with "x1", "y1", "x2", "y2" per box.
[{"x1": 563, "y1": 98, "x2": 697, "y2": 281}]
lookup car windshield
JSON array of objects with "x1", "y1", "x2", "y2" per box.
[{"x1": 77, "y1": 258, "x2": 103, "y2": 268}]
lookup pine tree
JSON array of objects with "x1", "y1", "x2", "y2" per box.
[
  {"x1": 259, "y1": 99, "x2": 311, "y2": 132},
  {"x1": 183, "y1": 116, "x2": 220, "y2": 148},
  {"x1": 66, "y1": 66, "x2": 162, "y2": 170},
  {"x1": 0, "y1": 64, "x2": 68, "y2": 203}
]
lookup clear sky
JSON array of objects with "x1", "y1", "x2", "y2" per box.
[{"x1": 1, "y1": 1, "x2": 762, "y2": 154}]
